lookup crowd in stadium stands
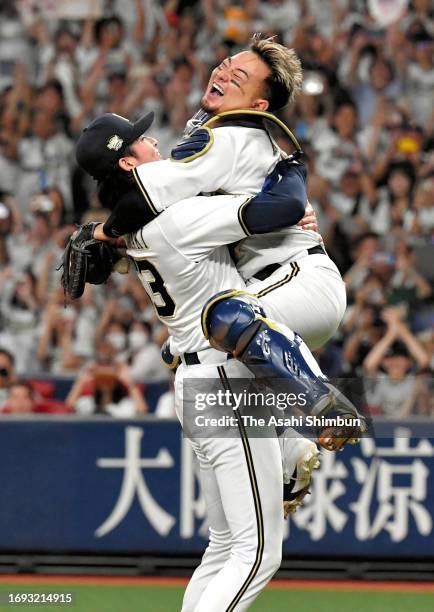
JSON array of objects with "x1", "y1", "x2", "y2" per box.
[{"x1": 0, "y1": 0, "x2": 432, "y2": 419}]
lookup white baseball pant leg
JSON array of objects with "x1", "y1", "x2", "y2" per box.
[
  {"x1": 247, "y1": 254, "x2": 347, "y2": 350},
  {"x1": 175, "y1": 358, "x2": 283, "y2": 612}
]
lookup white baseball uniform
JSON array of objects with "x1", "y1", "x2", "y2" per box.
[
  {"x1": 124, "y1": 116, "x2": 346, "y2": 610},
  {"x1": 132, "y1": 122, "x2": 346, "y2": 349},
  {"x1": 126, "y1": 194, "x2": 283, "y2": 611}
]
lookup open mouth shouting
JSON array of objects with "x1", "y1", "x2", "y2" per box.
[
  {"x1": 207, "y1": 82, "x2": 224, "y2": 101},
  {"x1": 202, "y1": 80, "x2": 228, "y2": 110}
]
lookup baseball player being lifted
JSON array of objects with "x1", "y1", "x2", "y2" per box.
[
  {"x1": 92, "y1": 35, "x2": 362, "y2": 452},
  {"x1": 75, "y1": 111, "x2": 360, "y2": 612}
]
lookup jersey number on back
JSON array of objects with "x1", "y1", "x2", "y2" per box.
[{"x1": 135, "y1": 260, "x2": 177, "y2": 319}]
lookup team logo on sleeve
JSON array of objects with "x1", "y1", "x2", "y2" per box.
[{"x1": 107, "y1": 135, "x2": 124, "y2": 151}]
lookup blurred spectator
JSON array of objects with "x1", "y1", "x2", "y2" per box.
[
  {"x1": 254, "y1": 1, "x2": 300, "y2": 45},
  {"x1": 0, "y1": 270, "x2": 39, "y2": 374},
  {"x1": 363, "y1": 307, "x2": 430, "y2": 417},
  {"x1": 400, "y1": 372, "x2": 434, "y2": 417},
  {"x1": 341, "y1": 304, "x2": 386, "y2": 376},
  {"x1": 15, "y1": 107, "x2": 74, "y2": 215},
  {"x1": 0, "y1": 5, "x2": 31, "y2": 92},
  {"x1": 0, "y1": 379, "x2": 68, "y2": 415},
  {"x1": 0, "y1": 380, "x2": 36, "y2": 415},
  {"x1": 0, "y1": 196, "x2": 14, "y2": 267},
  {"x1": 343, "y1": 30, "x2": 402, "y2": 128},
  {"x1": 0, "y1": 0, "x2": 430, "y2": 418},
  {"x1": 388, "y1": 243, "x2": 431, "y2": 311},
  {"x1": 65, "y1": 342, "x2": 147, "y2": 417},
  {"x1": 409, "y1": 177, "x2": 434, "y2": 237},
  {"x1": 313, "y1": 101, "x2": 361, "y2": 185},
  {"x1": 37, "y1": 286, "x2": 99, "y2": 374},
  {"x1": 406, "y1": 30, "x2": 434, "y2": 129},
  {"x1": 154, "y1": 378, "x2": 176, "y2": 418},
  {"x1": 0, "y1": 348, "x2": 16, "y2": 406},
  {"x1": 128, "y1": 320, "x2": 170, "y2": 383}
]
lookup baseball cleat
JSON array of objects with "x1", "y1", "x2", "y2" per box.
[{"x1": 280, "y1": 433, "x2": 320, "y2": 518}]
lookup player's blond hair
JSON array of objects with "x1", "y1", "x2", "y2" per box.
[{"x1": 249, "y1": 34, "x2": 303, "y2": 110}]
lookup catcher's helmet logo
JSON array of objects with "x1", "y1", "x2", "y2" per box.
[{"x1": 107, "y1": 135, "x2": 124, "y2": 151}]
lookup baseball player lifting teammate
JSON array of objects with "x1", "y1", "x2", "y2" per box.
[
  {"x1": 73, "y1": 125, "x2": 362, "y2": 610},
  {"x1": 138, "y1": 35, "x2": 346, "y2": 354},
  {"x1": 74, "y1": 111, "x2": 359, "y2": 612},
  {"x1": 69, "y1": 36, "x2": 365, "y2": 611},
  {"x1": 90, "y1": 35, "x2": 362, "y2": 450}
]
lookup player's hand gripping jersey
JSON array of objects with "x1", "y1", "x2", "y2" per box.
[{"x1": 131, "y1": 110, "x2": 325, "y2": 280}]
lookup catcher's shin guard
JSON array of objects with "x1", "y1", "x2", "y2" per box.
[
  {"x1": 202, "y1": 291, "x2": 330, "y2": 402},
  {"x1": 202, "y1": 291, "x2": 366, "y2": 449}
]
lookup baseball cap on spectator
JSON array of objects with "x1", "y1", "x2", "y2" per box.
[{"x1": 76, "y1": 112, "x2": 154, "y2": 180}]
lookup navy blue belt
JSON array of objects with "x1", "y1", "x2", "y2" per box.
[
  {"x1": 253, "y1": 244, "x2": 326, "y2": 282},
  {"x1": 182, "y1": 353, "x2": 233, "y2": 366},
  {"x1": 183, "y1": 352, "x2": 201, "y2": 366}
]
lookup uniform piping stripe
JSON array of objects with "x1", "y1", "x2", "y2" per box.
[
  {"x1": 238, "y1": 197, "x2": 254, "y2": 237},
  {"x1": 217, "y1": 366, "x2": 264, "y2": 612},
  {"x1": 254, "y1": 262, "x2": 300, "y2": 298},
  {"x1": 140, "y1": 228, "x2": 148, "y2": 249},
  {"x1": 203, "y1": 109, "x2": 302, "y2": 153},
  {"x1": 132, "y1": 167, "x2": 158, "y2": 217}
]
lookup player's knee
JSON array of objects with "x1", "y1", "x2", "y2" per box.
[
  {"x1": 261, "y1": 547, "x2": 282, "y2": 578},
  {"x1": 208, "y1": 527, "x2": 232, "y2": 551},
  {"x1": 201, "y1": 291, "x2": 265, "y2": 356},
  {"x1": 239, "y1": 539, "x2": 281, "y2": 580}
]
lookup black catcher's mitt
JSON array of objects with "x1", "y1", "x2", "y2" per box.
[{"x1": 60, "y1": 222, "x2": 120, "y2": 299}]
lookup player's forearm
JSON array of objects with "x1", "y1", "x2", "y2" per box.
[{"x1": 242, "y1": 165, "x2": 306, "y2": 234}]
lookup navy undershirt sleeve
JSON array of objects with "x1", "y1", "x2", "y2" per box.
[
  {"x1": 242, "y1": 163, "x2": 307, "y2": 235},
  {"x1": 103, "y1": 189, "x2": 156, "y2": 237}
]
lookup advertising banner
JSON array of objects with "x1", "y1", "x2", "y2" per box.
[{"x1": 0, "y1": 419, "x2": 432, "y2": 557}]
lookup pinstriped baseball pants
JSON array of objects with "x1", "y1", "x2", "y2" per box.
[{"x1": 175, "y1": 358, "x2": 283, "y2": 612}]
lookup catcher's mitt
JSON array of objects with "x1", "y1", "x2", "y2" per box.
[{"x1": 60, "y1": 222, "x2": 120, "y2": 299}]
